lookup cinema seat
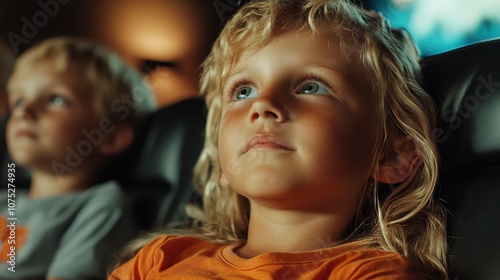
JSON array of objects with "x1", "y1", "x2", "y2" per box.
[
  {"x1": 421, "y1": 39, "x2": 500, "y2": 279},
  {"x1": 114, "y1": 97, "x2": 206, "y2": 230}
]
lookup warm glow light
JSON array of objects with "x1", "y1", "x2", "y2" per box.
[
  {"x1": 93, "y1": 1, "x2": 214, "y2": 62},
  {"x1": 87, "y1": 0, "x2": 220, "y2": 107}
]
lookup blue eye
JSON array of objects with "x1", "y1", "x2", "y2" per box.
[
  {"x1": 236, "y1": 86, "x2": 258, "y2": 100},
  {"x1": 299, "y1": 81, "x2": 329, "y2": 95},
  {"x1": 13, "y1": 99, "x2": 25, "y2": 109},
  {"x1": 49, "y1": 96, "x2": 67, "y2": 106}
]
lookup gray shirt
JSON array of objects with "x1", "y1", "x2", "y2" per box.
[{"x1": 0, "y1": 180, "x2": 136, "y2": 279}]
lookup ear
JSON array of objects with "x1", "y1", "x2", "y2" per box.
[
  {"x1": 98, "y1": 122, "x2": 134, "y2": 156},
  {"x1": 371, "y1": 136, "x2": 422, "y2": 184}
]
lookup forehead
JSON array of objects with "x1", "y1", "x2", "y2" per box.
[
  {"x1": 227, "y1": 27, "x2": 369, "y2": 91},
  {"x1": 234, "y1": 26, "x2": 361, "y2": 69},
  {"x1": 9, "y1": 60, "x2": 93, "y2": 97},
  {"x1": 20, "y1": 57, "x2": 83, "y2": 76}
]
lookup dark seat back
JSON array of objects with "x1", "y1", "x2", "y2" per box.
[
  {"x1": 421, "y1": 39, "x2": 500, "y2": 279},
  {"x1": 116, "y1": 98, "x2": 206, "y2": 230}
]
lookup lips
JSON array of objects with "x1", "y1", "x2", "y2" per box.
[
  {"x1": 243, "y1": 134, "x2": 294, "y2": 153},
  {"x1": 16, "y1": 129, "x2": 38, "y2": 139}
]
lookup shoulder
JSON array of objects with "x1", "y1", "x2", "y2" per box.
[
  {"x1": 109, "y1": 235, "x2": 220, "y2": 279},
  {"x1": 60, "y1": 180, "x2": 131, "y2": 231},
  {"x1": 79, "y1": 180, "x2": 125, "y2": 207},
  {"x1": 87, "y1": 180, "x2": 124, "y2": 197},
  {"x1": 328, "y1": 243, "x2": 425, "y2": 279}
]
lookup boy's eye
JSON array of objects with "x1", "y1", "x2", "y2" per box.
[
  {"x1": 299, "y1": 81, "x2": 329, "y2": 95},
  {"x1": 236, "y1": 86, "x2": 258, "y2": 100},
  {"x1": 49, "y1": 96, "x2": 67, "y2": 106},
  {"x1": 13, "y1": 99, "x2": 25, "y2": 109}
]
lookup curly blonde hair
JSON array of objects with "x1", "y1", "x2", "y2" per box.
[{"x1": 193, "y1": 0, "x2": 447, "y2": 278}]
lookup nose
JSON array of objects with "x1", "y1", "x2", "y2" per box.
[
  {"x1": 248, "y1": 94, "x2": 287, "y2": 124},
  {"x1": 12, "y1": 101, "x2": 37, "y2": 121}
]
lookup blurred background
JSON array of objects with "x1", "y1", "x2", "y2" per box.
[
  {"x1": 1, "y1": 0, "x2": 500, "y2": 106},
  {"x1": 367, "y1": 0, "x2": 500, "y2": 56},
  {"x1": 0, "y1": 0, "x2": 224, "y2": 107}
]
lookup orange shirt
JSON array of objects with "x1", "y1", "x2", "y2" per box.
[{"x1": 109, "y1": 235, "x2": 425, "y2": 279}]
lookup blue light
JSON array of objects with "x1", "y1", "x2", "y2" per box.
[{"x1": 370, "y1": 0, "x2": 500, "y2": 57}]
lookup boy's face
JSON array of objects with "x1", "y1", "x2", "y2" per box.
[
  {"x1": 219, "y1": 29, "x2": 379, "y2": 213},
  {"x1": 6, "y1": 60, "x2": 100, "y2": 172}
]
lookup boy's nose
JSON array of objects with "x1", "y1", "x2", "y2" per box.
[
  {"x1": 13, "y1": 102, "x2": 37, "y2": 121},
  {"x1": 248, "y1": 95, "x2": 287, "y2": 124}
]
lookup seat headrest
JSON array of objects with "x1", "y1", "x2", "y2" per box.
[
  {"x1": 421, "y1": 39, "x2": 500, "y2": 279},
  {"x1": 421, "y1": 39, "x2": 500, "y2": 175},
  {"x1": 116, "y1": 98, "x2": 206, "y2": 190}
]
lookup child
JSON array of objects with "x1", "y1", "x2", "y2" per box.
[
  {"x1": 110, "y1": 0, "x2": 448, "y2": 279},
  {"x1": 0, "y1": 37, "x2": 155, "y2": 279}
]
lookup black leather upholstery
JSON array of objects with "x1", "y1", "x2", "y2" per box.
[
  {"x1": 114, "y1": 98, "x2": 206, "y2": 230},
  {"x1": 421, "y1": 39, "x2": 500, "y2": 280},
  {"x1": 0, "y1": 98, "x2": 206, "y2": 231}
]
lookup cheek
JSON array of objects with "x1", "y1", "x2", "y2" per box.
[
  {"x1": 218, "y1": 107, "x2": 251, "y2": 182},
  {"x1": 6, "y1": 120, "x2": 15, "y2": 149},
  {"x1": 218, "y1": 115, "x2": 236, "y2": 176},
  {"x1": 304, "y1": 111, "x2": 376, "y2": 175},
  {"x1": 44, "y1": 115, "x2": 95, "y2": 145},
  {"x1": 341, "y1": 121, "x2": 378, "y2": 178},
  {"x1": 46, "y1": 118, "x2": 79, "y2": 134}
]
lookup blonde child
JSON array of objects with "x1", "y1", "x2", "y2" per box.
[
  {"x1": 0, "y1": 37, "x2": 155, "y2": 279},
  {"x1": 110, "y1": 0, "x2": 448, "y2": 279}
]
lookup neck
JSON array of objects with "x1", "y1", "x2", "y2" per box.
[
  {"x1": 236, "y1": 201, "x2": 353, "y2": 258},
  {"x1": 28, "y1": 169, "x2": 96, "y2": 199}
]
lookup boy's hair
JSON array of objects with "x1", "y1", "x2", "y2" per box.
[
  {"x1": 9, "y1": 37, "x2": 156, "y2": 124},
  {"x1": 195, "y1": 0, "x2": 447, "y2": 278}
]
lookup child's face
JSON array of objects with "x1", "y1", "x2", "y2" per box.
[
  {"x1": 218, "y1": 29, "x2": 379, "y2": 211},
  {"x1": 6, "y1": 60, "x2": 100, "y2": 172}
]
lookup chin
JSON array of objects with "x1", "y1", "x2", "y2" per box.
[
  {"x1": 236, "y1": 176, "x2": 300, "y2": 200},
  {"x1": 9, "y1": 152, "x2": 46, "y2": 170}
]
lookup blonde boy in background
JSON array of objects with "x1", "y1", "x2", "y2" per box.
[{"x1": 0, "y1": 37, "x2": 155, "y2": 280}]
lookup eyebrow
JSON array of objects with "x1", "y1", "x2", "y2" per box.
[
  {"x1": 313, "y1": 53, "x2": 345, "y2": 69},
  {"x1": 308, "y1": 61, "x2": 348, "y2": 78}
]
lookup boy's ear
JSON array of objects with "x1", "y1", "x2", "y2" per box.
[
  {"x1": 371, "y1": 136, "x2": 422, "y2": 184},
  {"x1": 98, "y1": 122, "x2": 134, "y2": 156}
]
